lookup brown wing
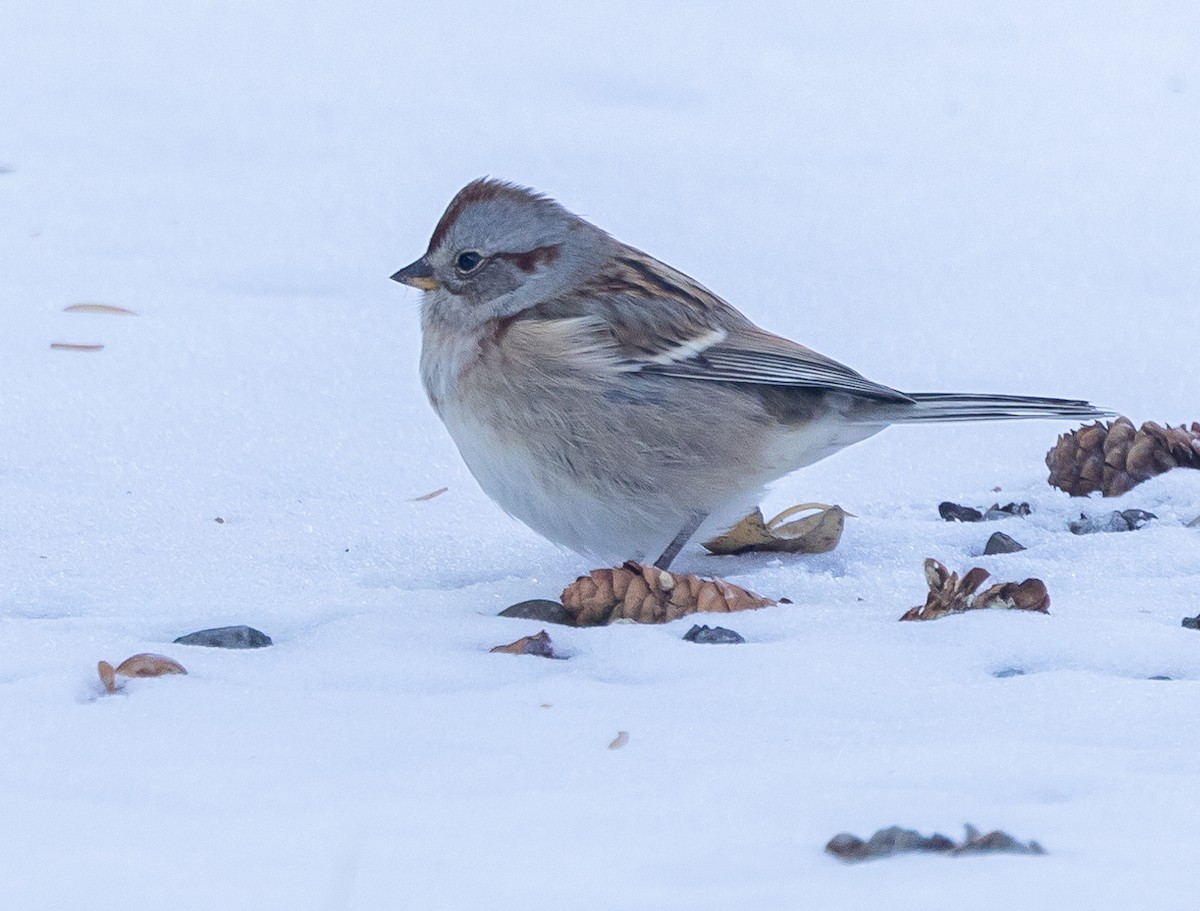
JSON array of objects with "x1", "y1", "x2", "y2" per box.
[{"x1": 539, "y1": 246, "x2": 911, "y2": 403}]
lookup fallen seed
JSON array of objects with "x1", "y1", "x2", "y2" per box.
[
  {"x1": 50, "y1": 343, "x2": 104, "y2": 352},
  {"x1": 410, "y1": 486, "x2": 448, "y2": 501},
  {"x1": 63, "y1": 303, "x2": 137, "y2": 315}
]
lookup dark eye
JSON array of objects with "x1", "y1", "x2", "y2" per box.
[{"x1": 455, "y1": 250, "x2": 483, "y2": 273}]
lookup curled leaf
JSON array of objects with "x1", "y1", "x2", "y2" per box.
[
  {"x1": 900, "y1": 559, "x2": 1049, "y2": 621},
  {"x1": 114, "y1": 653, "x2": 188, "y2": 677},
  {"x1": 489, "y1": 630, "x2": 565, "y2": 659},
  {"x1": 702, "y1": 503, "x2": 847, "y2": 555},
  {"x1": 98, "y1": 653, "x2": 187, "y2": 693}
]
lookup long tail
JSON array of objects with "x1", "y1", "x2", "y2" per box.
[{"x1": 878, "y1": 392, "x2": 1113, "y2": 424}]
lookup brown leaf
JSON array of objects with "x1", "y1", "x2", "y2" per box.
[
  {"x1": 901, "y1": 559, "x2": 1049, "y2": 621},
  {"x1": 561, "y1": 562, "x2": 775, "y2": 626},
  {"x1": 702, "y1": 503, "x2": 847, "y2": 555},
  {"x1": 97, "y1": 660, "x2": 118, "y2": 694},
  {"x1": 975, "y1": 578, "x2": 1051, "y2": 613},
  {"x1": 98, "y1": 653, "x2": 187, "y2": 692},
  {"x1": 113, "y1": 653, "x2": 188, "y2": 677},
  {"x1": 489, "y1": 630, "x2": 565, "y2": 659}
]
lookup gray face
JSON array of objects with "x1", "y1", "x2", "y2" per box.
[{"x1": 392, "y1": 179, "x2": 611, "y2": 331}]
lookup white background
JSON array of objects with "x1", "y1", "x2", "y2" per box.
[{"x1": 2, "y1": 2, "x2": 1198, "y2": 908}]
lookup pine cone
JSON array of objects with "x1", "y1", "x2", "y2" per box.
[
  {"x1": 1046, "y1": 417, "x2": 1200, "y2": 497},
  {"x1": 560, "y1": 561, "x2": 775, "y2": 626}
]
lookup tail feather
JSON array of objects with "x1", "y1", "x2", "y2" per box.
[{"x1": 878, "y1": 392, "x2": 1113, "y2": 424}]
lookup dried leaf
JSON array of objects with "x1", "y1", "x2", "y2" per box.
[
  {"x1": 901, "y1": 559, "x2": 1049, "y2": 621},
  {"x1": 702, "y1": 503, "x2": 846, "y2": 555},
  {"x1": 489, "y1": 630, "x2": 565, "y2": 659},
  {"x1": 97, "y1": 660, "x2": 118, "y2": 694},
  {"x1": 98, "y1": 653, "x2": 187, "y2": 693},
  {"x1": 410, "y1": 486, "x2": 448, "y2": 502},
  {"x1": 608, "y1": 731, "x2": 630, "y2": 750},
  {"x1": 561, "y1": 561, "x2": 775, "y2": 626},
  {"x1": 63, "y1": 303, "x2": 137, "y2": 315},
  {"x1": 50, "y1": 342, "x2": 104, "y2": 352},
  {"x1": 113, "y1": 653, "x2": 188, "y2": 678}
]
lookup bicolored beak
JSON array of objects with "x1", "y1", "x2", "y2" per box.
[{"x1": 390, "y1": 257, "x2": 439, "y2": 290}]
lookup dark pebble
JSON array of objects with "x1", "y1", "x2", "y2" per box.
[
  {"x1": 827, "y1": 826, "x2": 956, "y2": 862},
  {"x1": 825, "y1": 833, "x2": 869, "y2": 862},
  {"x1": 174, "y1": 625, "x2": 273, "y2": 649},
  {"x1": 987, "y1": 501, "x2": 1032, "y2": 519},
  {"x1": 683, "y1": 624, "x2": 745, "y2": 644},
  {"x1": 1120, "y1": 508, "x2": 1157, "y2": 529},
  {"x1": 984, "y1": 531, "x2": 1027, "y2": 555},
  {"x1": 940, "y1": 501, "x2": 1032, "y2": 523},
  {"x1": 1182, "y1": 615, "x2": 1200, "y2": 631},
  {"x1": 954, "y1": 825, "x2": 1046, "y2": 856},
  {"x1": 924, "y1": 833, "x2": 958, "y2": 852},
  {"x1": 498, "y1": 599, "x2": 574, "y2": 626},
  {"x1": 866, "y1": 826, "x2": 934, "y2": 855},
  {"x1": 1069, "y1": 509, "x2": 1157, "y2": 535},
  {"x1": 939, "y1": 501, "x2": 984, "y2": 522},
  {"x1": 828, "y1": 824, "x2": 1044, "y2": 862}
]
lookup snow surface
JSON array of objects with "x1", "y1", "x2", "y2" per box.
[{"x1": 2, "y1": 2, "x2": 1199, "y2": 908}]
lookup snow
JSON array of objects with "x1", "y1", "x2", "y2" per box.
[{"x1": 2, "y1": 2, "x2": 1199, "y2": 908}]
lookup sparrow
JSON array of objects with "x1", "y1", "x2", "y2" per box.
[{"x1": 392, "y1": 179, "x2": 1108, "y2": 569}]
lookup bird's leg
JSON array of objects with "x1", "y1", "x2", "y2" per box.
[{"x1": 652, "y1": 511, "x2": 708, "y2": 571}]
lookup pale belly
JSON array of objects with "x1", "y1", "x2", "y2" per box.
[
  {"x1": 420, "y1": 320, "x2": 884, "y2": 561},
  {"x1": 438, "y1": 399, "x2": 690, "y2": 560}
]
